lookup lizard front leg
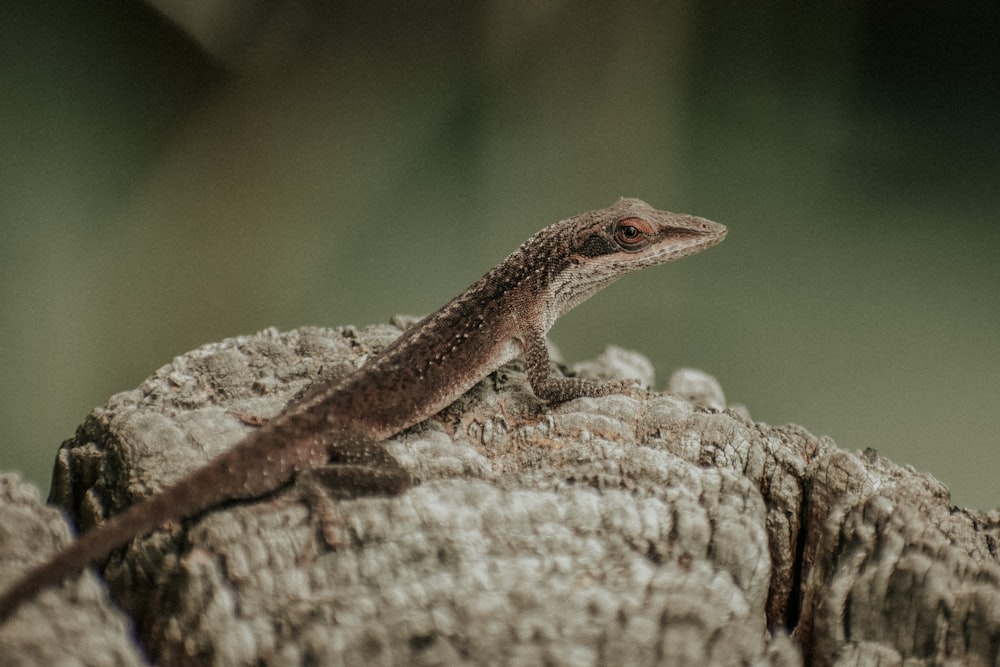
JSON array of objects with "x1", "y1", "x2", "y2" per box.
[{"x1": 521, "y1": 328, "x2": 641, "y2": 403}]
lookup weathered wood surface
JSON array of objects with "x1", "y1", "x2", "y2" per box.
[{"x1": 1, "y1": 321, "x2": 997, "y2": 666}]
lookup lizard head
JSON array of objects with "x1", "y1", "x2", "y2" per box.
[
  {"x1": 540, "y1": 197, "x2": 727, "y2": 319},
  {"x1": 570, "y1": 197, "x2": 727, "y2": 267}
]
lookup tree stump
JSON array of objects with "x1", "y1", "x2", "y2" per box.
[{"x1": 1, "y1": 321, "x2": 997, "y2": 666}]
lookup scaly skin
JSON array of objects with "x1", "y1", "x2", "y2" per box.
[{"x1": 0, "y1": 198, "x2": 726, "y2": 622}]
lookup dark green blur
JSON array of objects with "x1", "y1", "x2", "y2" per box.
[{"x1": 1, "y1": 1, "x2": 997, "y2": 508}]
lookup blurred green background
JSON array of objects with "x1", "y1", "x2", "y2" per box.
[{"x1": 1, "y1": 1, "x2": 997, "y2": 508}]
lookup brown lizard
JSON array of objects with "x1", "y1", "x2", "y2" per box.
[{"x1": 0, "y1": 197, "x2": 726, "y2": 622}]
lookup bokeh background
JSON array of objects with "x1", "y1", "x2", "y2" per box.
[{"x1": 2, "y1": 1, "x2": 997, "y2": 508}]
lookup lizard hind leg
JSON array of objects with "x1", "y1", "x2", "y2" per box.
[
  {"x1": 310, "y1": 436, "x2": 411, "y2": 499},
  {"x1": 294, "y1": 434, "x2": 411, "y2": 551}
]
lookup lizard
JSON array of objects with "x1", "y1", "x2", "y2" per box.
[{"x1": 0, "y1": 197, "x2": 726, "y2": 623}]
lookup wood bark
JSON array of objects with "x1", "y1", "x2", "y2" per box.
[{"x1": 1, "y1": 321, "x2": 997, "y2": 666}]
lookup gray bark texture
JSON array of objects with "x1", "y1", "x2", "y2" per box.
[{"x1": 1, "y1": 321, "x2": 998, "y2": 667}]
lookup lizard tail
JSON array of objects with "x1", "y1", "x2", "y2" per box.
[
  {"x1": 0, "y1": 489, "x2": 183, "y2": 623},
  {"x1": 0, "y1": 414, "x2": 316, "y2": 623}
]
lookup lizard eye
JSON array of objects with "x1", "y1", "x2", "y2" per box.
[{"x1": 614, "y1": 217, "x2": 654, "y2": 247}]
